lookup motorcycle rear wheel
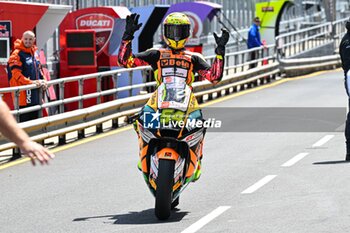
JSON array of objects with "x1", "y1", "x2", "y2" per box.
[{"x1": 155, "y1": 159, "x2": 175, "y2": 220}]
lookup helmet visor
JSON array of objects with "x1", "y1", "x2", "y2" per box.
[{"x1": 164, "y1": 24, "x2": 190, "y2": 41}]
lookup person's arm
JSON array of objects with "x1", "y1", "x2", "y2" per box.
[
  {"x1": 117, "y1": 13, "x2": 146, "y2": 68},
  {"x1": 193, "y1": 29, "x2": 229, "y2": 84},
  {"x1": 8, "y1": 51, "x2": 44, "y2": 89},
  {"x1": 340, "y1": 36, "x2": 350, "y2": 73},
  {"x1": 10, "y1": 69, "x2": 32, "y2": 85},
  {"x1": 36, "y1": 54, "x2": 48, "y2": 90},
  {"x1": 193, "y1": 54, "x2": 225, "y2": 84},
  {"x1": 118, "y1": 40, "x2": 160, "y2": 68},
  {"x1": 8, "y1": 51, "x2": 32, "y2": 85},
  {"x1": 0, "y1": 100, "x2": 54, "y2": 165},
  {"x1": 252, "y1": 27, "x2": 263, "y2": 47},
  {"x1": 117, "y1": 13, "x2": 160, "y2": 68},
  {"x1": 256, "y1": 29, "x2": 263, "y2": 47}
]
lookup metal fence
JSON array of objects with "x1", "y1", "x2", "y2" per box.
[
  {"x1": 333, "y1": 17, "x2": 348, "y2": 53},
  {"x1": 0, "y1": 40, "x2": 280, "y2": 154},
  {"x1": 276, "y1": 23, "x2": 333, "y2": 59},
  {"x1": 4, "y1": 16, "x2": 348, "y2": 119},
  {"x1": 1, "y1": 44, "x2": 276, "y2": 120},
  {"x1": 2, "y1": 19, "x2": 347, "y2": 121},
  {"x1": 276, "y1": 18, "x2": 347, "y2": 59}
]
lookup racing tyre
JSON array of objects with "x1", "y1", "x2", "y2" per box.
[{"x1": 155, "y1": 159, "x2": 175, "y2": 220}]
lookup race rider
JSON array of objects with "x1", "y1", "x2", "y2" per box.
[{"x1": 118, "y1": 12, "x2": 229, "y2": 181}]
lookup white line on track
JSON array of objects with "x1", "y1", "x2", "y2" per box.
[
  {"x1": 241, "y1": 175, "x2": 277, "y2": 194},
  {"x1": 281, "y1": 152, "x2": 309, "y2": 167},
  {"x1": 181, "y1": 206, "x2": 231, "y2": 233},
  {"x1": 312, "y1": 135, "x2": 334, "y2": 148}
]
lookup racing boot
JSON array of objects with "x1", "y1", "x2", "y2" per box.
[
  {"x1": 137, "y1": 160, "x2": 142, "y2": 171},
  {"x1": 193, "y1": 142, "x2": 204, "y2": 182},
  {"x1": 192, "y1": 160, "x2": 202, "y2": 182}
]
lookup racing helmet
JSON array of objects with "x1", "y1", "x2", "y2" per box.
[{"x1": 163, "y1": 12, "x2": 191, "y2": 50}]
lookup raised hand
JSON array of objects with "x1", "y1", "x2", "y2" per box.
[
  {"x1": 213, "y1": 28, "x2": 230, "y2": 55},
  {"x1": 123, "y1": 13, "x2": 143, "y2": 40}
]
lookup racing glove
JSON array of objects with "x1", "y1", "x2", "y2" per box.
[
  {"x1": 214, "y1": 28, "x2": 230, "y2": 56},
  {"x1": 122, "y1": 13, "x2": 143, "y2": 40}
]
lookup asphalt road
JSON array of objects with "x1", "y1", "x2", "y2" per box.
[{"x1": 1, "y1": 69, "x2": 349, "y2": 233}]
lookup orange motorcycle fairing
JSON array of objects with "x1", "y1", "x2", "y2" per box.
[
  {"x1": 140, "y1": 145, "x2": 149, "y2": 173},
  {"x1": 185, "y1": 149, "x2": 199, "y2": 179}
]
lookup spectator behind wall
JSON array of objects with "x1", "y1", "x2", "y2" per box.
[
  {"x1": 8, "y1": 30, "x2": 47, "y2": 122},
  {"x1": 247, "y1": 17, "x2": 263, "y2": 69}
]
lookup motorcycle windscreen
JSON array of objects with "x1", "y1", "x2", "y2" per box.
[{"x1": 157, "y1": 77, "x2": 191, "y2": 112}]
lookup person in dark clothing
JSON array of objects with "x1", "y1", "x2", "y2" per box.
[
  {"x1": 339, "y1": 18, "x2": 350, "y2": 161},
  {"x1": 8, "y1": 30, "x2": 47, "y2": 122},
  {"x1": 247, "y1": 17, "x2": 263, "y2": 69}
]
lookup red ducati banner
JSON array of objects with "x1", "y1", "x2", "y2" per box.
[{"x1": 76, "y1": 14, "x2": 114, "y2": 54}]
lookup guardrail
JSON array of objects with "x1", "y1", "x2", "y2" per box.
[
  {"x1": 276, "y1": 23, "x2": 334, "y2": 59},
  {"x1": 332, "y1": 18, "x2": 348, "y2": 53},
  {"x1": 3, "y1": 44, "x2": 276, "y2": 119},
  {"x1": 1, "y1": 19, "x2": 347, "y2": 161},
  {"x1": 0, "y1": 45, "x2": 278, "y2": 155},
  {"x1": 276, "y1": 18, "x2": 348, "y2": 60},
  {"x1": 0, "y1": 65, "x2": 279, "y2": 153},
  {"x1": 1, "y1": 66, "x2": 153, "y2": 119},
  {"x1": 275, "y1": 18, "x2": 346, "y2": 76}
]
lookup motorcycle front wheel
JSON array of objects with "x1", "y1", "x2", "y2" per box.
[{"x1": 155, "y1": 159, "x2": 175, "y2": 220}]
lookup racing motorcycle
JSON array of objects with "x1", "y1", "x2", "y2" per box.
[{"x1": 131, "y1": 76, "x2": 205, "y2": 220}]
